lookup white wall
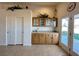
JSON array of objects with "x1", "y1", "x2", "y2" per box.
[{"x1": 0, "y1": 10, "x2": 6, "y2": 45}]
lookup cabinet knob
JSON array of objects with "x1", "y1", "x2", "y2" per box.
[
  {"x1": 51, "y1": 37, "x2": 53, "y2": 39},
  {"x1": 48, "y1": 34, "x2": 49, "y2": 36}
]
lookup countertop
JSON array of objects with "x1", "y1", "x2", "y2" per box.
[{"x1": 32, "y1": 31, "x2": 58, "y2": 33}]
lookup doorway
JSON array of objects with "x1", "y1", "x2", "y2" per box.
[
  {"x1": 60, "y1": 14, "x2": 79, "y2": 56},
  {"x1": 6, "y1": 16, "x2": 24, "y2": 45},
  {"x1": 71, "y1": 14, "x2": 79, "y2": 55}
]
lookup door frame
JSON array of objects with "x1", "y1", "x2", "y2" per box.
[
  {"x1": 69, "y1": 13, "x2": 79, "y2": 56},
  {"x1": 59, "y1": 12, "x2": 79, "y2": 56}
]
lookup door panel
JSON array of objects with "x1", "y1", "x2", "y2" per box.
[
  {"x1": 73, "y1": 14, "x2": 79, "y2": 55},
  {"x1": 60, "y1": 18, "x2": 69, "y2": 46},
  {"x1": 7, "y1": 16, "x2": 15, "y2": 45},
  {"x1": 15, "y1": 17, "x2": 23, "y2": 44},
  {"x1": 60, "y1": 14, "x2": 79, "y2": 55}
]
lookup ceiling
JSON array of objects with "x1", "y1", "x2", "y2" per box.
[
  {"x1": 27, "y1": 2, "x2": 60, "y2": 6},
  {"x1": 0, "y1": 2, "x2": 61, "y2": 7}
]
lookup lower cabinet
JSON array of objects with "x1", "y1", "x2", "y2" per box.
[
  {"x1": 32, "y1": 32, "x2": 59, "y2": 44},
  {"x1": 52, "y1": 33, "x2": 59, "y2": 44},
  {"x1": 32, "y1": 33, "x2": 40, "y2": 44},
  {"x1": 39, "y1": 33, "x2": 45, "y2": 44},
  {"x1": 45, "y1": 33, "x2": 52, "y2": 44}
]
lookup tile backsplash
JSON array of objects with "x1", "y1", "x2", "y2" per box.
[{"x1": 32, "y1": 27, "x2": 54, "y2": 32}]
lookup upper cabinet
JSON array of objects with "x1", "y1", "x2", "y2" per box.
[
  {"x1": 32, "y1": 17, "x2": 56, "y2": 27},
  {"x1": 32, "y1": 17, "x2": 40, "y2": 26},
  {"x1": 40, "y1": 18, "x2": 46, "y2": 26},
  {"x1": 46, "y1": 18, "x2": 54, "y2": 26}
]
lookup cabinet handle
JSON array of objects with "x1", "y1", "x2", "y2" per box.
[{"x1": 51, "y1": 37, "x2": 53, "y2": 39}]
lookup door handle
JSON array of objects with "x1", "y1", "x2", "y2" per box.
[
  {"x1": 7, "y1": 32, "x2": 9, "y2": 33},
  {"x1": 22, "y1": 32, "x2": 24, "y2": 33}
]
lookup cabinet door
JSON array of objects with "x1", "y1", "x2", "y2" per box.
[
  {"x1": 40, "y1": 18, "x2": 46, "y2": 26},
  {"x1": 32, "y1": 33, "x2": 35, "y2": 44},
  {"x1": 53, "y1": 33, "x2": 59, "y2": 44},
  {"x1": 36, "y1": 34, "x2": 40, "y2": 44},
  {"x1": 46, "y1": 19, "x2": 51, "y2": 26},
  {"x1": 32, "y1": 18, "x2": 39, "y2": 26},
  {"x1": 32, "y1": 33, "x2": 36, "y2": 44},
  {"x1": 40, "y1": 33, "x2": 45, "y2": 44},
  {"x1": 32, "y1": 33, "x2": 39, "y2": 44},
  {"x1": 50, "y1": 33, "x2": 53, "y2": 44},
  {"x1": 46, "y1": 19, "x2": 54, "y2": 26},
  {"x1": 46, "y1": 33, "x2": 51, "y2": 44}
]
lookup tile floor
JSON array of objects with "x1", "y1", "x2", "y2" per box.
[{"x1": 0, "y1": 45, "x2": 67, "y2": 56}]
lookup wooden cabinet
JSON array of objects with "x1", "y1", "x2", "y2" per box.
[
  {"x1": 32, "y1": 17, "x2": 40, "y2": 26},
  {"x1": 40, "y1": 18, "x2": 46, "y2": 26},
  {"x1": 32, "y1": 33, "x2": 40, "y2": 44},
  {"x1": 32, "y1": 17, "x2": 53, "y2": 27},
  {"x1": 46, "y1": 19, "x2": 54, "y2": 26},
  {"x1": 52, "y1": 33, "x2": 59, "y2": 44},
  {"x1": 49, "y1": 33, "x2": 53, "y2": 44},
  {"x1": 32, "y1": 32, "x2": 59, "y2": 45}
]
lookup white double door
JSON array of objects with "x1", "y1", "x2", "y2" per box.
[
  {"x1": 7, "y1": 16, "x2": 24, "y2": 45},
  {"x1": 60, "y1": 14, "x2": 79, "y2": 55}
]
